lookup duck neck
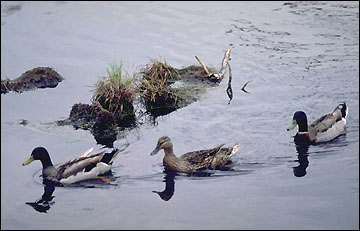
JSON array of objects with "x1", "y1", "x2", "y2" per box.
[
  {"x1": 162, "y1": 146, "x2": 182, "y2": 171},
  {"x1": 297, "y1": 120, "x2": 308, "y2": 132},
  {"x1": 40, "y1": 154, "x2": 54, "y2": 168},
  {"x1": 163, "y1": 146, "x2": 176, "y2": 157}
]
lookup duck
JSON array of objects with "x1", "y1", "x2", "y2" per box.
[
  {"x1": 150, "y1": 136, "x2": 240, "y2": 173},
  {"x1": 22, "y1": 147, "x2": 119, "y2": 185},
  {"x1": 287, "y1": 103, "x2": 348, "y2": 145}
]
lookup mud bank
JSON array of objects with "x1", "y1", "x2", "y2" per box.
[{"x1": 1, "y1": 67, "x2": 63, "y2": 94}]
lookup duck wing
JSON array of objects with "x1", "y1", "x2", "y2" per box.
[
  {"x1": 56, "y1": 151, "x2": 106, "y2": 180},
  {"x1": 310, "y1": 104, "x2": 345, "y2": 133},
  {"x1": 180, "y1": 144, "x2": 224, "y2": 169}
]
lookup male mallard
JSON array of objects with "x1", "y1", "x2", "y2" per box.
[
  {"x1": 22, "y1": 147, "x2": 119, "y2": 184},
  {"x1": 287, "y1": 103, "x2": 348, "y2": 145},
  {"x1": 150, "y1": 136, "x2": 240, "y2": 173}
]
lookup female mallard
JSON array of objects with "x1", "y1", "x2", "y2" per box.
[
  {"x1": 22, "y1": 147, "x2": 119, "y2": 184},
  {"x1": 287, "y1": 103, "x2": 348, "y2": 145},
  {"x1": 150, "y1": 136, "x2": 240, "y2": 173}
]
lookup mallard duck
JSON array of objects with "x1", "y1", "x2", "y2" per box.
[
  {"x1": 22, "y1": 147, "x2": 119, "y2": 184},
  {"x1": 287, "y1": 103, "x2": 348, "y2": 145},
  {"x1": 150, "y1": 136, "x2": 240, "y2": 173}
]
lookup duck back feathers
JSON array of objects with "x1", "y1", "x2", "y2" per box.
[
  {"x1": 57, "y1": 149, "x2": 120, "y2": 183},
  {"x1": 310, "y1": 103, "x2": 347, "y2": 133},
  {"x1": 56, "y1": 152, "x2": 105, "y2": 180}
]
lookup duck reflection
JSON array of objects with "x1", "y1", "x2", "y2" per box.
[
  {"x1": 152, "y1": 169, "x2": 176, "y2": 201},
  {"x1": 25, "y1": 179, "x2": 58, "y2": 213},
  {"x1": 293, "y1": 144, "x2": 309, "y2": 177},
  {"x1": 152, "y1": 168, "x2": 216, "y2": 201}
]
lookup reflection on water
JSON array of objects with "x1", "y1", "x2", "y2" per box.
[
  {"x1": 152, "y1": 168, "x2": 217, "y2": 202},
  {"x1": 293, "y1": 145, "x2": 309, "y2": 177},
  {"x1": 26, "y1": 172, "x2": 119, "y2": 213},
  {"x1": 146, "y1": 108, "x2": 177, "y2": 120},
  {"x1": 25, "y1": 179, "x2": 57, "y2": 213},
  {"x1": 134, "y1": 109, "x2": 173, "y2": 128},
  {"x1": 152, "y1": 164, "x2": 242, "y2": 201},
  {"x1": 292, "y1": 133, "x2": 350, "y2": 177},
  {"x1": 152, "y1": 169, "x2": 176, "y2": 201},
  {"x1": 65, "y1": 171, "x2": 119, "y2": 189}
]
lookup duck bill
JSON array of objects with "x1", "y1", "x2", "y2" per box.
[
  {"x1": 287, "y1": 120, "x2": 297, "y2": 131},
  {"x1": 150, "y1": 146, "x2": 160, "y2": 156},
  {"x1": 22, "y1": 156, "x2": 34, "y2": 166}
]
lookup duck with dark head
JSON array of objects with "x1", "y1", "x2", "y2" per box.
[{"x1": 287, "y1": 103, "x2": 348, "y2": 145}]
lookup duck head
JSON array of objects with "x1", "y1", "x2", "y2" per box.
[
  {"x1": 151, "y1": 136, "x2": 173, "y2": 156},
  {"x1": 287, "y1": 111, "x2": 308, "y2": 132},
  {"x1": 23, "y1": 147, "x2": 53, "y2": 167}
]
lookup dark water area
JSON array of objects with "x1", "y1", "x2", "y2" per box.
[{"x1": 1, "y1": 1, "x2": 358, "y2": 229}]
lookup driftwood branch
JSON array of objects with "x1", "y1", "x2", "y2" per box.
[
  {"x1": 195, "y1": 48, "x2": 234, "y2": 102},
  {"x1": 228, "y1": 62, "x2": 232, "y2": 87},
  {"x1": 226, "y1": 63, "x2": 233, "y2": 104},
  {"x1": 195, "y1": 48, "x2": 231, "y2": 82},
  {"x1": 218, "y1": 47, "x2": 231, "y2": 79},
  {"x1": 194, "y1": 56, "x2": 211, "y2": 76}
]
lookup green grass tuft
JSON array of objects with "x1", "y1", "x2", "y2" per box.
[{"x1": 92, "y1": 63, "x2": 136, "y2": 119}]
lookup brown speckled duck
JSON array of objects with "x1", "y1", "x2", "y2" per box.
[{"x1": 150, "y1": 136, "x2": 240, "y2": 173}]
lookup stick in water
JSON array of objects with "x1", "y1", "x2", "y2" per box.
[
  {"x1": 241, "y1": 80, "x2": 251, "y2": 93},
  {"x1": 226, "y1": 63, "x2": 233, "y2": 104}
]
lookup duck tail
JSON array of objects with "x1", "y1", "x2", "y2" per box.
[
  {"x1": 339, "y1": 102, "x2": 348, "y2": 118},
  {"x1": 100, "y1": 149, "x2": 120, "y2": 165},
  {"x1": 230, "y1": 144, "x2": 240, "y2": 157},
  {"x1": 80, "y1": 147, "x2": 94, "y2": 158}
]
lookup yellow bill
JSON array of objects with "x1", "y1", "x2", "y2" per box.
[
  {"x1": 22, "y1": 156, "x2": 34, "y2": 166},
  {"x1": 287, "y1": 120, "x2": 297, "y2": 131}
]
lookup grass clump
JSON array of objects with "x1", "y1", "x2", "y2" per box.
[
  {"x1": 139, "y1": 60, "x2": 181, "y2": 111},
  {"x1": 92, "y1": 63, "x2": 136, "y2": 123},
  {"x1": 60, "y1": 58, "x2": 222, "y2": 147},
  {"x1": 1, "y1": 78, "x2": 11, "y2": 94}
]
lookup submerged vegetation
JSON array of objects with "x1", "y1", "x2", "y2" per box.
[
  {"x1": 139, "y1": 59, "x2": 219, "y2": 115},
  {"x1": 139, "y1": 60, "x2": 180, "y2": 112}
]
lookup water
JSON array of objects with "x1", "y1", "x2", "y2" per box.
[{"x1": 1, "y1": 1, "x2": 358, "y2": 229}]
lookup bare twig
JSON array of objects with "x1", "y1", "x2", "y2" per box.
[
  {"x1": 226, "y1": 63, "x2": 233, "y2": 104},
  {"x1": 194, "y1": 48, "x2": 231, "y2": 82},
  {"x1": 195, "y1": 56, "x2": 211, "y2": 76},
  {"x1": 218, "y1": 48, "x2": 231, "y2": 79},
  {"x1": 228, "y1": 63, "x2": 232, "y2": 86},
  {"x1": 194, "y1": 48, "x2": 233, "y2": 103},
  {"x1": 241, "y1": 80, "x2": 251, "y2": 93}
]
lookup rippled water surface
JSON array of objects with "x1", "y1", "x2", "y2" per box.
[{"x1": 1, "y1": 1, "x2": 359, "y2": 229}]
